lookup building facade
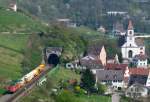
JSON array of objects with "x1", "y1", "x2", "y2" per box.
[{"x1": 121, "y1": 20, "x2": 145, "y2": 60}]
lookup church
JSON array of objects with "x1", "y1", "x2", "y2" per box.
[{"x1": 121, "y1": 20, "x2": 145, "y2": 60}]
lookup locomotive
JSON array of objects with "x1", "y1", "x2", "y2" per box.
[{"x1": 6, "y1": 64, "x2": 46, "y2": 93}]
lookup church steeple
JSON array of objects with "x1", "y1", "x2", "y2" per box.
[
  {"x1": 128, "y1": 20, "x2": 133, "y2": 30},
  {"x1": 127, "y1": 20, "x2": 134, "y2": 36}
]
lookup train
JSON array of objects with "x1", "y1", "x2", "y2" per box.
[{"x1": 6, "y1": 64, "x2": 46, "y2": 93}]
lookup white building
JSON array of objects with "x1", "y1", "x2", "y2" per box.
[
  {"x1": 121, "y1": 20, "x2": 145, "y2": 60},
  {"x1": 96, "y1": 70, "x2": 125, "y2": 90},
  {"x1": 9, "y1": 3, "x2": 17, "y2": 12},
  {"x1": 132, "y1": 54, "x2": 148, "y2": 68},
  {"x1": 125, "y1": 83, "x2": 150, "y2": 98},
  {"x1": 146, "y1": 70, "x2": 150, "y2": 87}
]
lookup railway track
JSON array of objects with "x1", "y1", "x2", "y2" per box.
[{"x1": 0, "y1": 65, "x2": 53, "y2": 102}]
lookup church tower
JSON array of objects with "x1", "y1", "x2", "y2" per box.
[{"x1": 126, "y1": 20, "x2": 135, "y2": 43}]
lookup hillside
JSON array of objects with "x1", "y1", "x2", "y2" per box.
[
  {"x1": 0, "y1": 8, "x2": 48, "y2": 90},
  {"x1": 18, "y1": 0, "x2": 150, "y2": 33},
  {"x1": 0, "y1": 8, "x2": 48, "y2": 32}
]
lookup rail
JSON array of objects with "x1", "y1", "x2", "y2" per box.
[{"x1": 5, "y1": 65, "x2": 53, "y2": 102}]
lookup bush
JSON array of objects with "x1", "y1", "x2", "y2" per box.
[{"x1": 97, "y1": 83, "x2": 107, "y2": 94}]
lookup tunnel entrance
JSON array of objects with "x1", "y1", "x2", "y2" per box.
[{"x1": 47, "y1": 54, "x2": 59, "y2": 66}]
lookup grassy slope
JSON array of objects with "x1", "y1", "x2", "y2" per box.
[
  {"x1": 0, "y1": 8, "x2": 47, "y2": 32},
  {"x1": 0, "y1": 34, "x2": 29, "y2": 89},
  {"x1": 0, "y1": 8, "x2": 47, "y2": 89}
]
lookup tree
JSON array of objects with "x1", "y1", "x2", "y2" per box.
[
  {"x1": 97, "y1": 83, "x2": 107, "y2": 94},
  {"x1": 81, "y1": 69, "x2": 96, "y2": 92}
]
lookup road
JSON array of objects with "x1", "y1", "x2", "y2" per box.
[
  {"x1": 0, "y1": 65, "x2": 53, "y2": 102},
  {"x1": 111, "y1": 92, "x2": 120, "y2": 102}
]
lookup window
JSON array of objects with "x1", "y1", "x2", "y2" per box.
[
  {"x1": 140, "y1": 47, "x2": 143, "y2": 50},
  {"x1": 113, "y1": 74, "x2": 117, "y2": 79},
  {"x1": 128, "y1": 50, "x2": 133, "y2": 58},
  {"x1": 131, "y1": 88, "x2": 133, "y2": 91},
  {"x1": 135, "y1": 88, "x2": 139, "y2": 92},
  {"x1": 140, "y1": 52, "x2": 143, "y2": 54},
  {"x1": 130, "y1": 44, "x2": 132, "y2": 46},
  {"x1": 129, "y1": 31, "x2": 132, "y2": 35}
]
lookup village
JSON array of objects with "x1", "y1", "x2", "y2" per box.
[{"x1": 66, "y1": 20, "x2": 150, "y2": 99}]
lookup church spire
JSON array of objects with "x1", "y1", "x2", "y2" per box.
[{"x1": 128, "y1": 20, "x2": 133, "y2": 30}]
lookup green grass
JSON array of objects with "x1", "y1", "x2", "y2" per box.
[
  {"x1": 48, "y1": 67, "x2": 81, "y2": 86},
  {"x1": 74, "y1": 95, "x2": 111, "y2": 102},
  {"x1": 0, "y1": 8, "x2": 48, "y2": 32},
  {"x1": 0, "y1": 34, "x2": 29, "y2": 52},
  {"x1": 0, "y1": 34, "x2": 29, "y2": 89}
]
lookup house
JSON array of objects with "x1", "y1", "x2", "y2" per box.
[
  {"x1": 132, "y1": 54, "x2": 148, "y2": 68},
  {"x1": 96, "y1": 70, "x2": 124, "y2": 90},
  {"x1": 9, "y1": 3, "x2": 17, "y2": 12},
  {"x1": 107, "y1": 11, "x2": 127, "y2": 16},
  {"x1": 146, "y1": 70, "x2": 150, "y2": 86},
  {"x1": 87, "y1": 45, "x2": 107, "y2": 66},
  {"x1": 56, "y1": 19, "x2": 76, "y2": 27},
  {"x1": 121, "y1": 20, "x2": 145, "y2": 60},
  {"x1": 97, "y1": 26, "x2": 106, "y2": 33},
  {"x1": 107, "y1": 54, "x2": 120, "y2": 64},
  {"x1": 128, "y1": 68, "x2": 149, "y2": 86},
  {"x1": 125, "y1": 83, "x2": 150, "y2": 98},
  {"x1": 79, "y1": 55, "x2": 104, "y2": 74}
]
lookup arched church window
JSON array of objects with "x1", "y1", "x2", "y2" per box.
[
  {"x1": 129, "y1": 31, "x2": 132, "y2": 35},
  {"x1": 130, "y1": 44, "x2": 131, "y2": 47},
  {"x1": 128, "y1": 50, "x2": 133, "y2": 58}
]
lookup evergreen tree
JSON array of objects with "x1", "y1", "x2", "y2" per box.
[{"x1": 81, "y1": 69, "x2": 96, "y2": 92}]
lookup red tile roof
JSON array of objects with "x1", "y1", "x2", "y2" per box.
[
  {"x1": 105, "y1": 63, "x2": 128, "y2": 70},
  {"x1": 129, "y1": 68, "x2": 149, "y2": 75}
]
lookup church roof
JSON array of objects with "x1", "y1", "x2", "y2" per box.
[{"x1": 128, "y1": 20, "x2": 133, "y2": 30}]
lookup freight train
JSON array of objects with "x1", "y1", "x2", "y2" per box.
[{"x1": 6, "y1": 64, "x2": 47, "y2": 93}]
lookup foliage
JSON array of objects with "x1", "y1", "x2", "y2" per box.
[
  {"x1": 54, "y1": 89, "x2": 111, "y2": 102},
  {"x1": 88, "y1": 37, "x2": 121, "y2": 59},
  {"x1": 120, "y1": 96, "x2": 135, "y2": 102},
  {"x1": 54, "y1": 90, "x2": 80, "y2": 102},
  {"x1": 15, "y1": 0, "x2": 150, "y2": 33},
  {"x1": 81, "y1": 69, "x2": 96, "y2": 92},
  {"x1": 97, "y1": 83, "x2": 107, "y2": 94}
]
